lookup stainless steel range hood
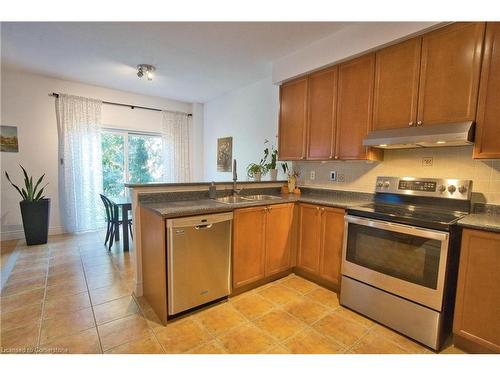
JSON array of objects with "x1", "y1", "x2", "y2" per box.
[{"x1": 363, "y1": 122, "x2": 475, "y2": 149}]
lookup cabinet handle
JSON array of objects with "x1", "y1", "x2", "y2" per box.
[
  {"x1": 417, "y1": 121, "x2": 423, "y2": 126},
  {"x1": 408, "y1": 121, "x2": 414, "y2": 127},
  {"x1": 334, "y1": 155, "x2": 339, "y2": 160},
  {"x1": 321, "y1": 208, "x2": 325, "y2": 212}
]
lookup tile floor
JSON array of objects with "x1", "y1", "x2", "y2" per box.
[{"x1": 0, "y1": 231, "x2": 466, "y2": 354}]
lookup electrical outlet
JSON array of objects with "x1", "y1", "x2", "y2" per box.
[
  {"x1": 310, "y1": 171, "x2": 316, "y2": 180},
  {"x1": 330, "y1": 171, "x2": 337, "y2": 181},
  {"x1": 337, "y1": 173, "x2": 346, "y2": 182},
  {"x1": 422, "y1": 157, "x2": 433, "y2": 167}
]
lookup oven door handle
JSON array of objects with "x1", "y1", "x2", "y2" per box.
[{"x1": 344, "y1": 214, "x2": 449, "y2": 242}]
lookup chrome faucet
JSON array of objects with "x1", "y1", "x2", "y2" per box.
[{"x1": 232, "y1": 159, "x2": 241, "y2": 196}]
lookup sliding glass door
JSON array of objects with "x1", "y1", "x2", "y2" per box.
[{"x1": 101, "y1": 130, "x2": 163, "y2": 197}]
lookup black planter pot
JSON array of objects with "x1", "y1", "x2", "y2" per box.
[{"x1": 20, "y1": 198, "x2": 50, "y2": 246}]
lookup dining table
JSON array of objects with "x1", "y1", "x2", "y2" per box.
[{"x1": 109, "y1": 196, "x2": 133, "y2": 251}]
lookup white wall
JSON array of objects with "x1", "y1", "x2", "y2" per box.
[
  {"x1": 203, "y1": 77, "x2": 283, "y2": 182},
  {"x1": 191, "y1": 103, "x2": 204, "y2": 181},
  {"x1": 0, "y1": 69, "x2": 200, "y2": 239},
  {"x1": 272, "y1": 22, "x2": 442, "y2": 83}
]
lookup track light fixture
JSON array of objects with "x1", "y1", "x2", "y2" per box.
[{"x1": 136, "y1": 64, "x2": 156, "y2": 81}]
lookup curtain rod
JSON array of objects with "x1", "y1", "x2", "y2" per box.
[{"x1": 49, "y1": 93, "x2": 192, "y2": 117}]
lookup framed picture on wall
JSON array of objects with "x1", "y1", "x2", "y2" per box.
[
  {"x1": 1, "y1": 125, "x2": 19, "y2": 152},
  {"x1": 217, "y1": 137, "x2": 232, "y2": 172}
]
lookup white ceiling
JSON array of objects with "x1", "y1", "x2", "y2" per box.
[{"x1": 1, "y1": 22, "x2": 354, "y2": 103}]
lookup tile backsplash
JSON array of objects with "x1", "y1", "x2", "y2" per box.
[{"x1": 295, "y1": 146, "x2": 500, "y2": 204}]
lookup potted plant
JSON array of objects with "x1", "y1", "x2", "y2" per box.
[
  {"x1": 5, "y1": 165, "x2": 50, "y2": 245},
  {"x1": 247, "y1": 163, "x2": 267, "y2": 182},
  {"x1": 263, "y1": 140, "x2": 279, "y2": 181}
]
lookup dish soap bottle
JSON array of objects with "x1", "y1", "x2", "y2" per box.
[{"x1": 209, "y1": 181, "x2": 216, "y2": 199}]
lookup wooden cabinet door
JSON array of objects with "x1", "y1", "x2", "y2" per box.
[
  {"x1": 417, "y1": 22, "x2": 485, "y2": 126},
  {"x1": 373, "y1": 37, "x2": 422, "y2": 130},
  {"x1": 278, "y1": 78, "x2": 308, "y2": 160},
  {"x1": 336, "y1": 53, "x2": 380, "y2": 160},
  {"x1": 265, "y1": 203, "x2": 294, "y2": 276},
  {"x1": 232, "y1": 206, "x2": 267, "y2": 288},
  {"x1": 319, "y1": 207, "x2": 345, "y2": 286},
  {"x1": 307, "y1": 67, "x2": 337, "y2": 160},
  {"x1": 297, "y1": 204, "x2": 322, "y2": 274},
  {"x1": 454, "y1": 229, "x2": 500, "y2": 353},
  {"x1": 474, "y1": 22, "x2": 500, "y2": 159}
]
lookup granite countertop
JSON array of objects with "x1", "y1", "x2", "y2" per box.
[
  {"x1": 126, "y1": 180, "x2": 287, "y2": 188},
  {"x1": 457, "y1": 204, "x2": 500, "y2": 233},
  {"x1": 140, "y1": 189, "x2": 373, "y2": 219}
]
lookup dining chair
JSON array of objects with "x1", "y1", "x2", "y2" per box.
[{"x1": 99, "y1": 194, "x2": 133, "y2": 251}]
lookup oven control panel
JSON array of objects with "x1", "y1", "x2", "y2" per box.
[
  {"x1": 375, "y1": 177, "x2": 472, "y2": 200},
  {"x1": 398, "y1": 180, "x2": 437, "y2": 192}
]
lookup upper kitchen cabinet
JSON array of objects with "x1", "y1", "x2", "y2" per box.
[
  {"x1": 336, "y1": 53, "x2": 382, "y2": 161},
  {"x1": 417, "y1": 22, "x2": 485, "y2": 126},
  {"x1": 474, "y1": 22, "x2": 500, "y2": 159},
  {"x1": 373, "y1": 37, "x2": 422, "y2": 130},
  {"x1": 306, "y1": 67, "x2": 338, "y2": 160},
  {"x1": 278, "y1": 78, "x2": 308, "y2": 160}
]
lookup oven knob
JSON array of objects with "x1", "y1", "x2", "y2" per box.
[
  {"x1": 376, "y1": 181, "x2": 383, "y2": 188},
  {"x1": 437, "y1": 185, "x2": 446, "y2": 193},
  {"x1": 383, "y1": 181, "x2": 390, "y2": 188},
  {"x1": 458, "y1": 185, "x2": 467, "y2": 194},
  {"x1": 447, "y1": 185, "x2": 456, "y2": 194}
]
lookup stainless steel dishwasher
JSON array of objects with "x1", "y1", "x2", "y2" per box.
[{"x1": 166, "y1": 212, "x2": 232, "y2": 315}]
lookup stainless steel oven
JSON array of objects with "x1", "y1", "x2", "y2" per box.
[
  {"x1": 342, "y1": 215, "x2": 449, "y2": 311},
  {"x1": 340, "y1": 176, "x2": 472, "y2": 350}
]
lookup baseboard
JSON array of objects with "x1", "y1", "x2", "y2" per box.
[
  {"x1": 0, "y1": 248, "x2": 19, "y2": 291},
  {"x1": 293, "y1": 267, "x2": 341, "y2": 293},
  {"x1": 230, "y1": 270, "x2": 293, "y2": 297},
  {"x1": 134, "y1": 281, "x2": 144, "y2": 297},
  {"x1": 0, "y1": 226, "x2": 67, "y2": 241}
]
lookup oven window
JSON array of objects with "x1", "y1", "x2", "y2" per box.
[{"x1": 346, "y1": 223, "x2": 441, "y2": 289}]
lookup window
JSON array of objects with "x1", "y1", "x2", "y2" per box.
[{"x1": 101, "y1": 130, "x2": 163, "y2": 197}]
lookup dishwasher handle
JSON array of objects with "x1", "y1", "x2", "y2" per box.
[
  {"x1": 195, "y1": 224, "x2": 213, "y2": 230},
  {"x1": 167, "y1": 212, "x2": 233, "y2": 230}
]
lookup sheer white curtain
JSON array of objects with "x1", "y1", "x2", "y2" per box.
[
  {"x1": 162, "y1": 111, "x2": 191, "y2": 182},
  {"x1": 56, "y1": 94, "x2": 104, "y2": 233}
]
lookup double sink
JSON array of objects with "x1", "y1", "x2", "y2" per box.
[{"x1": 216, "y1": 194, "x2": 282, "y2": 204}]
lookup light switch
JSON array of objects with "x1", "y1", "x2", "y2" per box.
[{"x1": 330, "y1": 171, "x2": 337, "y2": 181}]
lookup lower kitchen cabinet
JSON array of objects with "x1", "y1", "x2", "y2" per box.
[
  {"x1": 453, "y1": 228, "x2": 500, "y2": 353},
  {"x1": 297, "y1": 204, "x2": 322, "y2": 273},
  {"x1": 265, "y1": 203, "x2": 294, "y2": 276},
  {"x1": 297, "y1": 203, "x2": 345, "y2": 288},
  {"x1": 319, "y1": 206, "x2": 345, "y2": 285},
  {"x1": 232, "y1": 206, "x2": 267, "y2": 288},
  {"x1": 232, "y1": 203, "x2": 294, "y2": 289}
]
